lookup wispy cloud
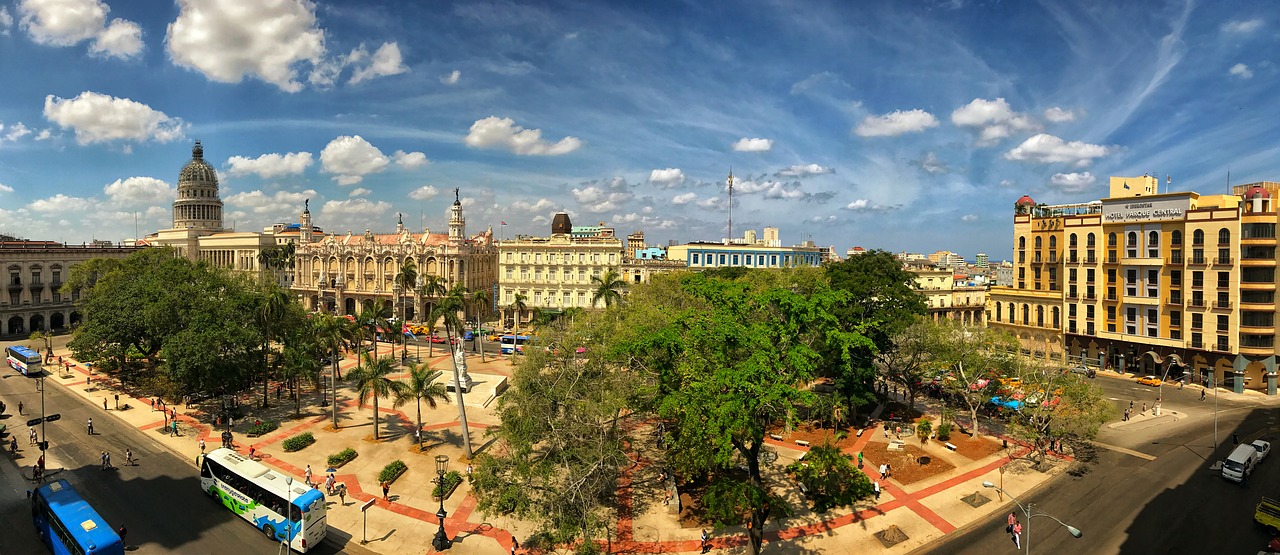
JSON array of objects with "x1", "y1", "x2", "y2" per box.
[{"x1": 854, "y1": 109, "x2": 939, "y2": 137}]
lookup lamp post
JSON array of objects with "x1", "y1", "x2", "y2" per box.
[
  {"x1": 283, "y1": 476, "x2": 293, "y2": 553},
  {"x1": 982, "y1": 481, "x2": 1081, "y2": 553},
  {"x1": 394, "y1": 284, "x2": 406, "y2": 365},
  {"x1": 432, "y1": 455, "x2": 451, "y2": 551}
]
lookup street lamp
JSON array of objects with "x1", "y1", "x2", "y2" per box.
[
  {"x1": 982, "y1": 481, "x2": 1081, "y2": 553},
  {"x1": 432, "y1": 454, "x2": 451, "y2": 551},
  {"x1": 394, "y1": 284, "x2": 406, "y2": 365},
  {"x1": 283, "y1": 476, "x2": 293, "y2": 554}
]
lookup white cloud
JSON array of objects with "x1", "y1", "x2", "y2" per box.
[
  {"x1": 917, "y1": 152, "x2": 948, "y2": 174},
  {"x1": 999, "y1": 179, "x2": 1015, "y2": 188},
  {"x1": 349, "y1": 187, "x2": 370, "y2": 197},
  {"x1": 649, "y1": 168, "x2": 685, "y2": 187},
  {"x1": 2, "y1": 122, "x2": 31, "y2": 142},
  {"x1": 226, "y1": 152, "x2": 313, "y2": 178},
  {"x1": 1043, "y1": 107, "x2": 1075, "y2": 123},
  {"x1": 31, "y1": 193, "x2": 90, "y2": 213},
  {"x1": 951, "y1": 98, "x2": 1040, "y2": 145},
  {"x1": 512, "y1": 198, "x2": 557, "y2": 212},
  {"x1": 0, "y1": 7, "x2": 12, "y2": 34},
  {"x1": 961, "y1": 214, "x2": 979, "y2": 222},
  {"x1": 671, "y1": 192, "x2": 697, "y2": 205},
  {"x1": 103, "y1": 176, "x2": 173, "y2": 204},
  {"x1": 35, "y1": 129, "x2": 53, "y2": 140},
  {"x1": 854, "y1": 109, "x2": 939, "y2": 138},
  {"x1": 320, "y1": 135, "x2": 389, "y2": 185},
  {"x1": 393, "y1": 150, "x2": 428, "y2": 169},
  {"x1": 319, "y1": 199, "x2": 392, "y2": 228},
  {"x1": 465, "y1": 116, "x2": 582, "y2": 156},
  {"x1": 348, "y1": 42, "x2": 409, "y2": 85},
  {"x1": 1004, "y1": 134, "x2": 1110, "y2": 167},
  {"x1": 17, "y1": 0, "x2": 142, "y2": 59},
  {"x1": 1229, "y1": 63, "x2": 1253, "y2": 79},
  {"x1": 1049, "y1": 171, "x2": 1097, "y2": 192},
  {"x1": 572, "y1": 185, "x2": 632, "y2": 207},
  {"x1": 224, "y1": 189, "x2": 313, "y2": 214},
  {"x1": 408, "y1": 185, "x2": 438, "y2": 200},
  {"x1": 776, "y1": 163, "x2": 833, "y2": 178},
  {"x1": 44, "y1": 91, "x2": 186, "y2": 145},
  {"x1": 731, "y1": 137, "x2": 773, "y2": 152},
  {"x1": 1222, "y1": 19, "x2": 1262, "y2": 34},
  {"x1": 166, "y1": 0, "x2": 325, "y2": 93},
  {"x1": 0, "y1": 183, "x2": 13, "y2": 193},
  {"x1": 441, "y1": 70, "x2": 460, "y2": 85},
  {"x1": 696, "y1": 197, "x2": 722, "y2": 209},
  {"x1": 844, "y1": 199, "x2": 870, "y2": 210}
]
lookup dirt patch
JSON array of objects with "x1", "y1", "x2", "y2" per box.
[
  {"x1": 860, "y1": 441, "x2": 955, "y2": 486},
  {"x1": 944, "y1": 433, "x2": 1004, "y2": 461},
  {"x1": 769, "y1": 424, "x2": 856, "y2": 449}
]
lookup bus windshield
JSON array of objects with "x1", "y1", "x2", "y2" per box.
[{"x1": 6, "y1": 345, "x2": 42, "y2": 375}]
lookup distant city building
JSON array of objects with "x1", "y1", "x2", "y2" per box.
[
  {"x1": 975, "y1": 253, "x2": 990, "y2": 268},
  {"x1": 908, "y1": 264, "x2": 986, "y2": 326},
  {"x1": 817, "y1": 245, "x2": 838, "y2": 263},
  {"x1": 497, "y1": 213, "x2": 625, "y2": 326},
  {"x1": 929, "y1": 250, "x2": 966, "y2": 269},
  {"x1": 846, "y1": 246, "x2": 868, "y2": 257},
  {"x1": 2, "y1": 240, "x2": 141, "y2": 336},
  {"x1": 667, "y1": 227, "x2": 822, "y2": 269}
]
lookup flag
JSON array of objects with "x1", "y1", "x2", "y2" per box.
[
  {"x1": 501, "y1": 221, "x2": 507, "y2": 226},
  {"x1": 1123, "y1": 182, "x2": 1130, "y2": 190},
  {"x1": 402, "y1": 323, "x2": 416, "y2": 340}
]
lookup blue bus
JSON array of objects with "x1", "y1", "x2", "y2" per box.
[
  {"x1": 500, "y1": 335, "x2": 530, "y2": 354},
  {"x1": 31, "y1": 479, "x2": 125, "y2": 555},
  {"x1": 7, "y1": 345, "x2": 42, "y2": 375}
]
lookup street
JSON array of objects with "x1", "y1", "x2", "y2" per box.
[
  {"x1": 0, "y1": 338, "x2": 372, "y2": 554},
  {"x1": 925, "y1": 373, "x2": 1280, "y2": 554}
]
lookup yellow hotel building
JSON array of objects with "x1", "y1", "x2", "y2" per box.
[{"x1": 989, "y1": 175, "x2": 1280, "y2": 395}]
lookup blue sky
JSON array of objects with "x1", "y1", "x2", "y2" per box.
[{"x1": 0, "y1": 0, "x2": 1276, "y2": 260}]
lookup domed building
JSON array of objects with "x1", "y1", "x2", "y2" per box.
[{"x1": 172, "y1": 140, "x2": 223, "y2": 231}]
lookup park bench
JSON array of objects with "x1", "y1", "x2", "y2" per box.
[
  {"x1": 888, "y1": 440, "x2": 906, "y2": 452},
  {"x1": 945, "y1": 442, "x2": 958, "y2": 451},
  {"x1": 794, "y1": 440, "x2": 810, "y2": 447}
]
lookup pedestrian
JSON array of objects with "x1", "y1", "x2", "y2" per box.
[
  {"x1": 1122, "y1": 408, "x2": 1129, "y2": 421},
  {"x1": 325, "y1": 473, "x2": 336, "y2": 494},
  {"x1": 883, "y1": 422, "x2": 889, "y2": 438},
  {"x1": 1129, "y1": 400, "x2": 1134, "y2": 411},
  {"x1": 9, "y1": 436, "x2": 16, "y2": 453},
  {"x1": 29, "y1": 427, "x2": 36, "y2": 445},
  {"x1": 874, "y1": 480, "x2": 881, "y2": 500},
  {"x1": 1141, "y1": 402, "x2": 1146, "y2": 415},
  {"x1": 171, "y1": 408, "x2": 177, "y2": 421},
  {"x1": 172, "y1": 420, "x2": 180, "y2": 436},
  {"x1": 114, "y1": 394, "x2": 119, "y2": 409},
  {"x1": 117, "y1": 524, "x2": 127, "y2": 548},
  {"x1": 125, "y1": 449, "x2": 134, "y2": 466},
  {"x1": 103, "y1": 398, "x2": 108, "y2": 410},
  {"x1": 896, "y1": 425, "x2": 902, "y2": 439},
  {"x1": 277, "y1": 384, "x2": 282, "y2": 400},
  {"x1": 87, "y1": 417, "x2": 94, "y2": 435},
  {"x1": 215, "y1": 415, "x2": 221, "y2": 428},
  {"x1": 100, "y1": 450, "x2": 108, "y2": 470},
  {"x1": 305, "y1": 464, "x2": 313, "y2": 486},
  {"x1": 86, "y1": 375, "x2": 91, "y2": 387},
  {"x1": 1201, "y1": 389, "x2": 1207, "y2": 401},
  {"x1": 199, "y1": 438, "x2": 206, "y2": 454},
  {"x1": 701, "y1": 529, "x2": 710, "y2": 553},
  {"x1": 886, "y1": 463, "x2": 892, "y2": 478},
  {"x1": 1006, "y1": 511, "x2": 1016, "y2": 533},
  {"x1": 1233, "y1": 433, "x2": 1240, "y2": 445},
  {"x1": 857, "y1": 452, "x2": 864, "y2": 468},
  {"x1": 18, "y1": 401, "x2": 23, "y2": 415},
  {"x1": 337, "y1": 483, "x2": 346, "y2": 505},
  {"x1": 879, "y1": 464, "x2": 887, "y2": 478},
  {"x1": 106, "y1": 451, "x2": 112, "y2": 469},
  {"x1": 381, "y1": 481, "x2": 390, "y2": 501},
  {"x1": 466, "y1": 463, "x2": 473, "y2": 483},
  {"x1": 1012, "y1": 521, "x2": 1022, "y2": 548}
]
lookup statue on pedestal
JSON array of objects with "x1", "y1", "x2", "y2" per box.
[{"x1": 450, "y1": 345, "x2": 474, "y2": 392}]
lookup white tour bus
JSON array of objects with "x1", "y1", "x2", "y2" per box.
[{"x1": 197, "y1": 448, "x2": 327, "y2": 552}]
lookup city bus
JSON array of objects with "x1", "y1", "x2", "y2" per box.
[
  {"x1": 31, "y1": 479, "x2": 125, "y2": 555},
  {"x1": 6, "y1": 345, "x2": 42, "y2": 375},
  {"x1": 500, "y1": 335, "x2": 530, "y2": 354},
  {"x1": 197, "y1": 448, "x2": 327, "y2": 552}
]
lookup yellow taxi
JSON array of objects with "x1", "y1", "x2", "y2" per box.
[{"x1": 1137, "y1": 375, "x2": 1162, "y2": 386}]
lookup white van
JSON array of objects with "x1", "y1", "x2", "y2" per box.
[{"x1": 1223, "y1": 444, "x2": 1258, "y2": 483}]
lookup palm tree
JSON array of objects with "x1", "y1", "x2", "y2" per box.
[
  {"x1": 393, "y1": 362, "x2": 450, "y2": 450},
  {"x1": 509, "y1": 293, "x2": 528, "y2": 330},
  {"x1": 258, "y1": 286, "x2": 292, "y2": 408},
  {"x1": 280, "y1": 335, "x2": 321, "y2": 417},
  {"x1": 337, "y1": 314, "x2": 362, "y2": 379},
  {"x1": 418, "y1": 275, "x2": 447, "y2": 357},
  {"x1": 358, "y1": 301, "x2": 393, "y2": 363},
  {"x1": 347, "y1": 353, "x2": 408, "y2": 440},
  {"x1": 312, "y1": 313, "x2": 345, "y2": 426},
  {"x1": 470, "y1": 288, "x2": 491, "y2": 362},
  {"x1": 393, "y1": 258, "x2": 418, "y2": 363},
  {"x1": 591, "y1": 267, "x2": 627, "y2": 308},
  {"x1": 434, "y1": 287, "x2": 474, "y2": 458}
]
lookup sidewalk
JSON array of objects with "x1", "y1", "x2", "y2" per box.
[{"x1": 44, "y1": 341, "x2": 1069, "y2": 554}]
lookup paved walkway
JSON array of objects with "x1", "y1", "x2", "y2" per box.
[{"x1": 36, "y1": 341, "x2": 1068, "y2": 554}]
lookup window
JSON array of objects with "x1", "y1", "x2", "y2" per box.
[
  {"x1": 1217, "y1": 271, "x2": 1230, "y2": 288},
  {"x1": 1192, "y1": 271, "x2": 1203, "y2": 287},
  {"x1": 1053, "y1": 307, "x2": 1060, "y2": 328},
  {"x1": 1087, "y1": 233, "x2": 1097, "y2": 247},
  {"x1": 1219, "y1": 228, "x2": 1231, "y2": 245},
  {"x1": 719, "y1": 254, "x2": 727, "y2": 265},
  {"x1": 504, "y1": 268, "x2": 513, "y2": 279},
  {"x1": 1019, "y1": 236, "x2": 1026, "y2": 250},
  {"x1": 1037, "y1": 306, "x2": 1044, "y2": 327},
  {"x1": 1126, "y1": 269, "x2": 1138, "y2": 296},
  {"x1": 1126, "y1": 307, "x2": 1138, "y2": 335},
  {"x1": 731, "y1": 254, "x2": 740, "y2": 265},
  {"x1": 1192, "y1": 313, "x2": 1203, "y2": 329},
  {"x1": 1147, "y1": 308, "x2": 1158, "y2": 337},
  {"x1": 1035, "y1": 236, "x2": 1042, "y2": 249},
  {"x1": 1148, "y1": 231, "x2": 1159, "y2": 257},
  {"x1": 1108, "y1": 232, "x2": 1117, "y2": 247},
  {"x1": 1147, "y1": 269, "x2": 1158, "y2": 296},
  {"x1": 1069, "y1": 268, "x2": 1077, "y2": 282},
  {"x1": 1171, "y1": 230, "x2": 1182, "y2": 246},
  {"x1": 1087, "y1": 269, "x2": 1095, "y2": 283},
  {"x1": 1218, "y1": 315, "x2": 1229, "y2": 332},
  {"x1": 1170, "y1": 311, "x2": 1181, "y2": 327},
  {"x1": 1170, "y1": 270, "x2": 1181, "y2": 286},
  {"x1": 1049, "y1": 236, "x2": 1058, "y2": 250},
  {"x1": 1193, "y1": 229, "x2": 1204, "y2": 246},
  {"x1": 1022, "y1": 304, "x2": 1029, "y2": 324},
  {"x1": 692, "y1": 253, "x2": 700, "y2": 265}
]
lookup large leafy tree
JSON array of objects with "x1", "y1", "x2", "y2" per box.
[
  {"x1": 472, "y1": 309, "x2": 639, "y2": 550},
  {"x1": 393, "y1": 362, "x2": 450, "y2": 450},
  {"x1": 617, "y1": 271, "x2": 869, "y2": 554},
  {"x1": 931, "y1": 320, "x2": 1017, "y2": 440},
  {"x1": 347, "y1": 353, "x2": 408, "y2": 440},
  {"x1": 874, "y1": 318, "x2": 938, "y2": 414}
]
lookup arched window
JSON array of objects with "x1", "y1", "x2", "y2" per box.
[
  {"x1": 1148, "y1": 231, "x2": 1159, "y2": 246},
  {"x1": 1087, "y1": 233, "x2": 1096, "y2": 247},
  {"x1": 1219, "y1": 228, "x2": 1231, "y2": 245},
  {"x1": 1034, "y1": 236, "x2": 1042, "y2": 249},
  {"x1": 1193, "y1": 229, "x2": 1204, "y2": 246},
  {"x1": 1069, "y1": 234, "x2": 1078, "y2": 247},
  {"x1": 1036, "y1": 306, "x2": 1045, "y2": 327},
  {"x1": 1022, "y1": 304, "x2": 1030, "y2": 324},
  {"x1": 1108, "y1": 232, "x2": 1117, "y2": 246},
  {"x1": 1052, "y1": 306, "x2": 1060, "y2": 328},
  {"x1": 1049, "y1": 236, "x2": 1058, "y2": 249},
  {"x1": 1127, "y1": 231, "x2": 1138, "y2": 247},
  {"x1": 1171, "y1": 230, "x2": 1182, "y2": 246},
  {"x1": 1008, "y1": 303, "x2": 1015, "y2": 322},
  {"x1": 996, "y1": 303, "x2": 1003, "y2": 321},
  {"x1": 1019, "y1": 237, "x2": 1026, "y2": 249}
]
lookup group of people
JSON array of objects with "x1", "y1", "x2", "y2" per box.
[{"x1": 1006, "y1": 512, "x2": 1023, "y2": 548}]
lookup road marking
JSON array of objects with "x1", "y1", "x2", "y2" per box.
[{"x1": 1090, "y1": 440, "x2": 1157, "y2": 461}]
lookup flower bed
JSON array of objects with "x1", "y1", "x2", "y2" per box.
[
  {"x1": 246, "y1": 420, "x2": 278, "y2": 437},
  {"x1": 327, "y1": 448, "x2": 358, "y2": 468},
  {"x1": 282, "y1": 432, "x2": 315, "y2": 452},
  {"x1": 378, "y1": 460, "x2": 408, "y2": 484},
  {"x1": 432, "y1": 470, "x2": 463, "y2": 501}
]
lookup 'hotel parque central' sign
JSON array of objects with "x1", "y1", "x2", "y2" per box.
[{"x1": 1102, "y1": 196, "x2": 1189, "y2": 223}]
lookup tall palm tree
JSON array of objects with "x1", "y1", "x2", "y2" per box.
[
  {"x1": 393, "y1": 362, "x2": 450, "y2": 450},
  {"x1": 470, "y1": 288, "x2": 491, "y2": 362},
  {"x1": 313, "y1": 313, "x2": 345, "y2": 426},
  {"x1": 418, "y1": 274, "x2": 447, "y2": 357},
  {"x1": 358, "y1": 301, "x2": 393, "y2": 363},
  {"x1": 348, "y1": 353, "x2": 408, "y2": 440},
  {"x1": 258, "y1": 286, "x2": 292, "y2": 408},
  {"x1": 510, "y1": 293, "x2": 528, "y2": 330},
  {"x1": 280, "y1": 334, "x2": 321, "y2": 417},
  {"x1": 435, "y1": 287, "x2": 474, "y2": 458},
  {"x1": 591, "y1": 267, "x2": 627, "y2": 308},
  {"x1": 337, "y1": 314, "x2": 362, "y2": 379},
  {"x1": 393, "y1": 258, "x2": 418, "y2": 363}
]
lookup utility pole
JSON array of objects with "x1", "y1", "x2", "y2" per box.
[{"x1": 726, "y1": 169, "x2": 734, "y2": 243}]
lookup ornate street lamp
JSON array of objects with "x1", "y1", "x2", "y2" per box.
[{"x1": 432, "y1": 455, "x2": 451, "y2": 551}]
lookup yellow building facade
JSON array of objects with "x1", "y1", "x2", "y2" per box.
[{"x1": 496, "y1": 213, "x2": 626, "y2": 327}]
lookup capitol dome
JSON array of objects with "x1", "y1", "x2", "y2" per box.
[
  {"x1": 179, "y1": 141, "x2": 219, "y2": 184},
  {"x1": 172, "y1": 140, "x2": 224, "y2": 231}
]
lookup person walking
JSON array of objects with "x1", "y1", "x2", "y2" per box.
[
  {"x1": 337, "y1": 483, "x2": 346, "y2": 505},
  {"x1": 18, "y1": 401, "x2": 23, "y2": 415},
  {"x1": 9, "y1": 436, "x2": 17, "y2": 454},
  {"x1": 857, "y1": 452, "x2": 864, "y2": 468},
  {"x1": 117, "y1": 524, "x2": 127, "y2": 548},
  {"x1": 304, "y1": 464, "x2": 313, "y2": 487},
  {"x1": 873, "y1": 480, "x2": 881, "y2": 500},
  {"x1": 1141, "y1": 402, "x2": 1146, "y2": 415},
  {"x1": 1201, "y1": 389, "x2": 1207, "y2": 401},
  {"x1": 879, "y1": 464, "x2": 887, "y2": 478},
  {"x1": 199, "y1": 438, "x2": 206, "y2": 454},
  {"x1": 100, "y1": 451, "x2": 109, "y2": 470},
  {"x1": 1006, "y1": 512, "x2": 1016, "y2": 534},
  {"x1": 29, "y1": 427, "x2": 36, "y2": 446},
  {"x1": 381, "y1": 481, "x2": 390, "y2": 501},
  {"x1": 883, "y1": 422, "x2": 890, "y2": 438},
  {"x1": 103, "y1": 398, "x2": 108, "y2": 410},
  {"x1": 87, "y1": 418, "x2": 94, "y2": 435},
  {"x1": 701, "y1": 529, "x2": 710, "y2": 553},
  {"x1": 1012, "y1": 521, "x2": 1022, "y2": 548},
  {"x1": 125, "y1": 449, "x2": 134, "y2": 466}
]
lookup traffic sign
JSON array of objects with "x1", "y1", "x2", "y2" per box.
[
  {"x1": 44, "y1": 413, "x2": 61, "y2": 422},
  {"x1": 361, "y1": 499, "x2": 376, "y2": 512},
  {"x1": 26, "y1": 417, "x2": 42, "y2": 426}
]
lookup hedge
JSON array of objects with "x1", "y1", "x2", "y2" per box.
[
  {"x1": 246, "y1": 420, "x2": 279, "y2": 436},
  {"x1": 327, "y1": 448, "x2": 357, "y2": 467},
  {"x1": 282, "y1": 432, "x2": 315, "y2": 452},
  {"x1": 377, "y1": 460, "x2": 408, "y2": 484},
  {"x1": 432, "y1": 470, "x2": 463, "y2": 498}
]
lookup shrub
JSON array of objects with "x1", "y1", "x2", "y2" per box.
[
  {"x1": 282, "y1": 432, "x2": 315, "y2": 452},
  {"x1": 377, "y1": 460, "x2": 408, "y2": 483},
  {"x1": 246, "y1": 420, "x2": 278, "y2": 436},
  {"x1": 937, "y1": 422, "x2": 952, "y2": 442},
  {"x1": 327, "y1": 448, "x2": 358, "y2": 467},
  {"x1": 785, "y1": 442, "x2": 872, "y2": 512},
  {"x1": 432, "y1": 470, "x2": 463, "y2": 498},
  {"x1": 916, "y1": 419, "x2": 933, "y2": 443}
]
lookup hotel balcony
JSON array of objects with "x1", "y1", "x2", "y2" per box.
[
  {"x1": 1188, "y1": 298, "x2": 1206, "y2": 308},
  {"x1": 1187, "y1": 257, "x2": 1208, "y2": 266},
  {"x1": 1213, "y1": 300, "x2": 1233, "y2": 309},
  {"x1": 1213, "y1": 257, "x2": 1234, "y2": 266}
]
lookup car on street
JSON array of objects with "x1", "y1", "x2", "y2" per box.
[
  {"x1": 1252, "y1": 440, "x2": 1272, "y2": 463},
  {"x1": 1070, "y1": 365, "x2": 1097, "y2": 378},
  {"x1": 429, "y1": 335, "x2": 448, "y2": 344},
  {"x1": 1137, "y1": 375, "x2": 1162, "y2": 386}
]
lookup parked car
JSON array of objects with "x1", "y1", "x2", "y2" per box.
[
  {"x1": 1252, "y1": 440, "x2": 1272, "y2": 463},
  {"x1": 1137, "y1": 375, "x2": 1162, "y2": 386},
  {"x1": 1070, "y1": 365, "x2": 1097, "y2": 378},
  {"x1": 429, "y1": 335, "x2": 448, "y2": 344}
]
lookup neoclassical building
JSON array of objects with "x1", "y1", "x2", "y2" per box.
[
  {"x1": 2, "y1": 240, "x2": 141, "y2": 336},
  {"x1": 291, "y1": 190, "x2": 497, "y2": 321}
]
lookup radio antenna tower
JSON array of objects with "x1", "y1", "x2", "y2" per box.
[{"x1": 727, "y1": 168, "x2": 734, "y2": 243}]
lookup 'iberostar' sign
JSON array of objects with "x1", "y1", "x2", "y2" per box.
[{"x1": 1102, "y1": 196, "x2": 1189, "y2": 223}]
